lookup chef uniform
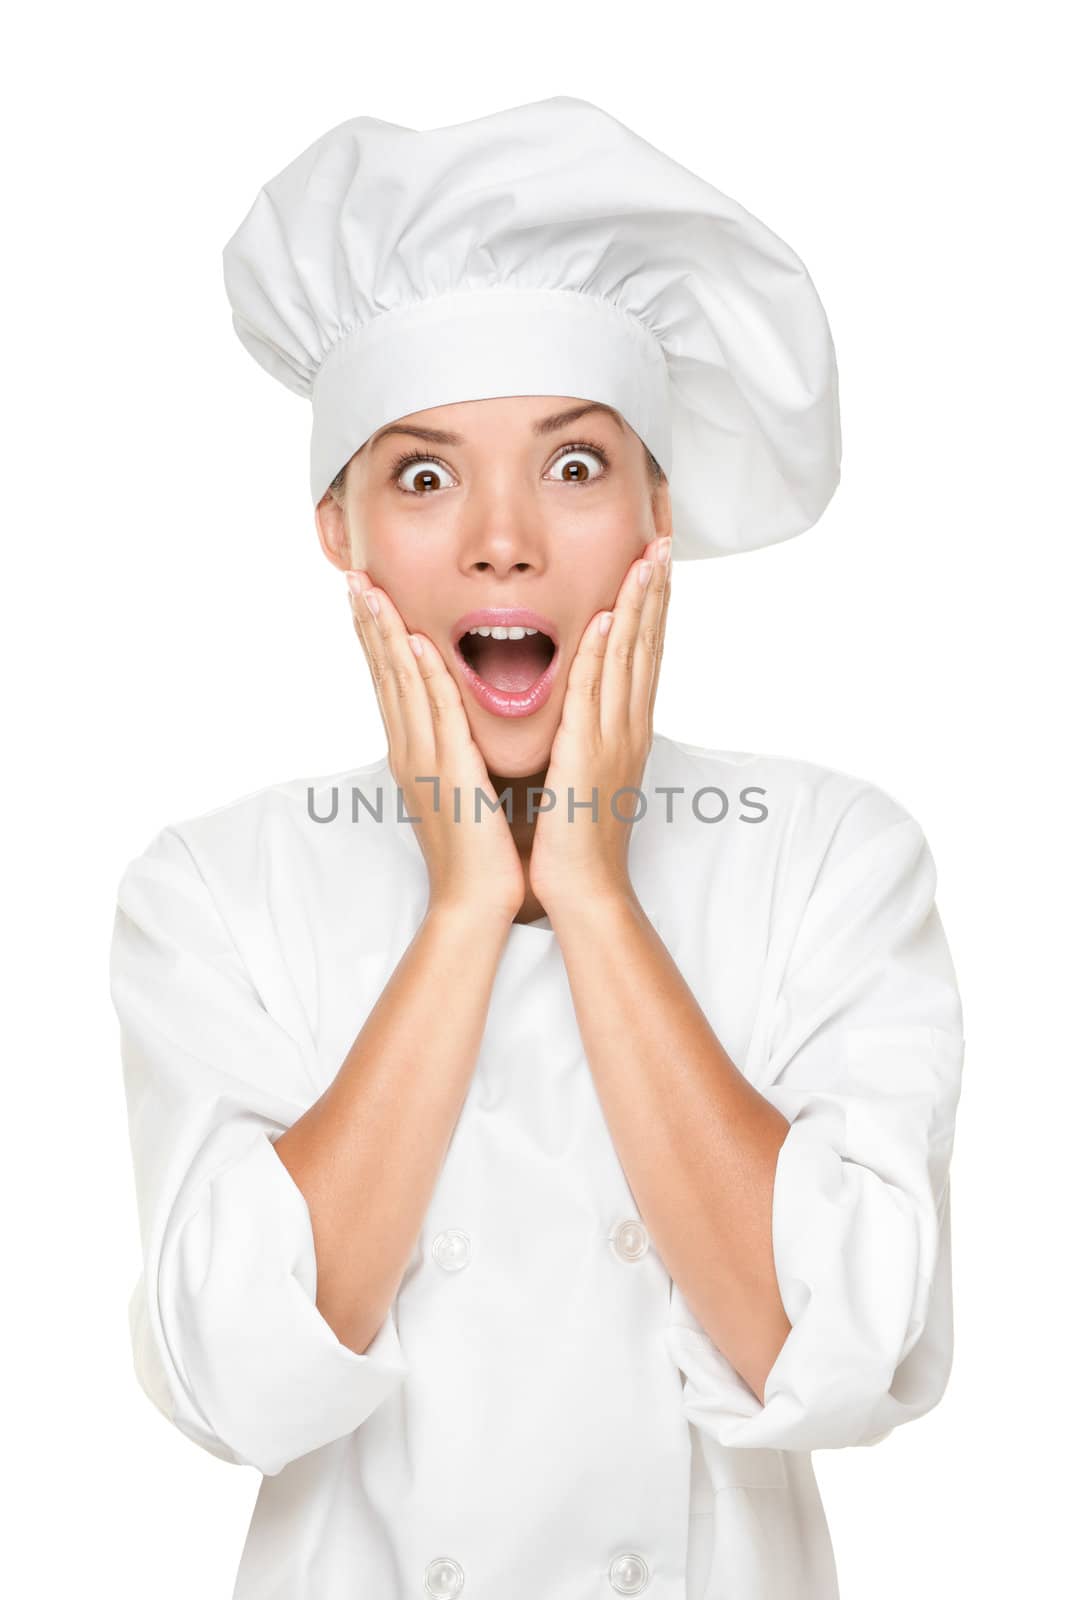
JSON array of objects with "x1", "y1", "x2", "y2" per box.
[{"x1": 110, "y1": 98, "x2": 966, "y2": 1599}]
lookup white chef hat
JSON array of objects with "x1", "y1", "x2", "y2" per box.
[{"x1": 222, "y1": 96, "x2": 841, "y2": 560}]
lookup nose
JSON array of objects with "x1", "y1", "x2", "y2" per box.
[
  {"x1": 457, "y1": 486, "x2": 546, "y2": 576},
  {"x1": 466, "y1": 551, "x2": 536, "y2": 576}
]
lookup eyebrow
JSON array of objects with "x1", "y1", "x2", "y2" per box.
[{"x1": 367, "y1": 401, "x2": 625, "y2": 453}]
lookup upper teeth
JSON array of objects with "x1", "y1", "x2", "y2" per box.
[{"x1": 464, "y1": 625, "x2": 542, "y2": 640}]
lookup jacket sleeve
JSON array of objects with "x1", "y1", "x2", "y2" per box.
[
  {"x1": 110, "y1": 825, "x2": 409, "y2": 1476},
  {"x1": 664, "y1": 800, "x2": 966, "y2": 1452}
]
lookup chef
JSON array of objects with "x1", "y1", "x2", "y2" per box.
[{"x1": 110, "y1": 96, "x2": 966, "y2": 1600}]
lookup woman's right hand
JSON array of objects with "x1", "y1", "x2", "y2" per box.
[{"x1": 346, "y1": 570, "x2": 527, "y2": 924}]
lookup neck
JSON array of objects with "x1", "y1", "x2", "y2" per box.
[{"x1": 485, "y1": 766, "x2": 549, "y2": 858}]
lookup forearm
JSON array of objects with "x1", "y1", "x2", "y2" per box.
[
  {"x1": 550, "y1": 886, "x2": 793, "y2": 1403},
  {"x1": 273, "y1": 902, "x2": 511, "y2": 1354}
]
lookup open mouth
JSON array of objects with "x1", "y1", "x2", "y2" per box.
[
  {"x1": 450, "y1": 613, "x2": 562, "y2": 718},
  {"x1": 457, "y1": 627, "x2": 557, "y2": 693}
]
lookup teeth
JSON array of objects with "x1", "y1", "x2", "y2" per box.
[{"x1": 464, "y1": 625, "x2": 542, "y2": 640}]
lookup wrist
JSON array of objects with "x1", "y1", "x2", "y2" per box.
[
  {"x1": 424, "y1": 895, "x2": 520, "y2": 937},
  {"x1": 536, "y1": 875, "x2": 639, "y2": 924}
]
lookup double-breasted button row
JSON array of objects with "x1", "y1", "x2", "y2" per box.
[
  {"x1": 424, "y1": 1551, "x2": 651, "y2": 1595},
  {"x1": 426, "y1": 1222, "x2": 651, "y2": 1593},
  {"x1": 430, "y1": 1221, "x2": 649, "y2": 1273}
]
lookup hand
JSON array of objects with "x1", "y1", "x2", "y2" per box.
[
  {"x1": 346, "y1": 571, "x2": 526, "y2": 924},
  {"x1": 528, "y1": 535, "x2": 672, "y2": 914}
]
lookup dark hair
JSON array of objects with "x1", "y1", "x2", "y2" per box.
[{"x1": 327, "y1": 437, "x2": 664, "y2": 505}]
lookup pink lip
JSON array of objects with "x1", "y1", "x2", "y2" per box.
[{"x1": 450, "y1": 608, "x2": 560, "y2": 719}]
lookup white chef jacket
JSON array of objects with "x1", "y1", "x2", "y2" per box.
[{"x1": 109, "y1": 730, "x2": 965, "y2": 1600}]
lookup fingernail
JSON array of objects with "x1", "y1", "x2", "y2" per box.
[
  {"x1": 344, "y1": 570, "x2": 363, "y2": 597},
  {"x1": 638, "y1": 560, "x2": 653, "y2": 587},
  {"x1": 408, "y1": 634, "x2": 423, "y2": 657},
  {"x1": 599, "y1": 611, "x2": 614, "y2": 636},
  {"x1": 657, "y1": 537, "x2": 672, "y2": 565},
  {"x1": 364, "y1": 590, "x2": 380, "y2": 616}
]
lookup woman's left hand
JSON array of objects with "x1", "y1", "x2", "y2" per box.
[{"x1": 529, "y1": 533, "x2": 672, "y2": 913}]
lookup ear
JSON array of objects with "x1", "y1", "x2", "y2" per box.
[
  {"x1": 652, "y1": 476, "x2": 673, "y2": 539},
  {"x1": 314, "y1": 491, "x2": 352, "y2": 573}
]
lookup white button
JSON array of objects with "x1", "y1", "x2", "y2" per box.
[
  {"x1": 610, "y1": 1220, "x2": 649, "y2": 1261},
  {"x1": 608, "y1": 1552, "x2": 650, "y2": 1594},
  {"x1": 424, "y1": 1555, "x2": 465, "y2": 1596},
  {"x1": 432, "y1": 1230, "x2": 472, "y2": 1271}
]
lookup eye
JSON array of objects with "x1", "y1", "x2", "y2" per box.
[
  {"x1": 544, "y1": 441, "x2": 610, "y2": 484},
  {"x1": 390, "y1": 452, "x2": 458, "y2": 495}
]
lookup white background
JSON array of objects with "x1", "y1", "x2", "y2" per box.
[{"x1": 4, "y1": 2, "x2": 1062, "y2": 1594}]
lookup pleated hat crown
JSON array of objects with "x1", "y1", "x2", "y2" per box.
[{"x1": 222, "y1": 96, "x2": 841, "y2": 560}]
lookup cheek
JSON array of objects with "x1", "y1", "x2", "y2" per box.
[
  {"x1": 559, "y1": 480, "x2": 651, "y2": 560},
  {"x1": 564, "y1": 519, "x2": 646, "y2": 603},
  {"x1": 362, "y1": 535, "x2": 441, "y2": 615}
]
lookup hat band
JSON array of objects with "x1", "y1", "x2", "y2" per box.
[{"x1": 309, "y1": 287, "x2": 672, "y2": 504}]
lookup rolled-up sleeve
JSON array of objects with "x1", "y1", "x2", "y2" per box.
[
  {"x1": 110, "y1": 825, "x2": 409, "y2": 1476},
  {"x1": 665, "y1": 801, "x2": 965, "y2": 1452}
]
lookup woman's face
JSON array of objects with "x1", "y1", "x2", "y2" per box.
[{"x1": 315, "y1": 394, "x2": 672, "y2": 779}]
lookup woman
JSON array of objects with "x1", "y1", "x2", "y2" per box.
[{"x1": 110, "y1": 98, "x2": 966, "y2": 1599}]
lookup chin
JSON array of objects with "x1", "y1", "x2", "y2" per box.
[{"x1": 468, "y1": 707, "x2": 558, "y2": 781}]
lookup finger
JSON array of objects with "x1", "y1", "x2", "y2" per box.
[
  {"x1": 600, "y1": 540, "x2": 657, "y2": 735},
  {"x1": 345, "y1": 576, "x2": 394, "y2": 751},
  {"x1": 405, "y1": 628, "x2": 484, "y2": 776},
  {"x1": 356, "y1": 578, "x2": 435, "y2": 766},
  {"x1": 646, "y1": 558, "x2": 671, "y2": 741},
  {"x1": 631, "y1": 536, "x2": 671, "y2": 734},
  {"x1": 562, "y1": 605, "x2": 616, "y2": 744},
  {"x1": 345, "y1": 570, "x2": 418, "y2": 770},
  {"x1": 346, "y1": 572, "x2": 482, "y2": 792}
]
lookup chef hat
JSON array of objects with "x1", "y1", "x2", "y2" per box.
[{"x1": 222, "y1": 96, "x2": 841, "y2": 560}]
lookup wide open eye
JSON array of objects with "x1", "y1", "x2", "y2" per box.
[
  {"x1": 544, "y1": 443, "x2": 609, "y2": 484},
  {"x1": 391, "y1": 453, "x2": 459, "y2": 494}
]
